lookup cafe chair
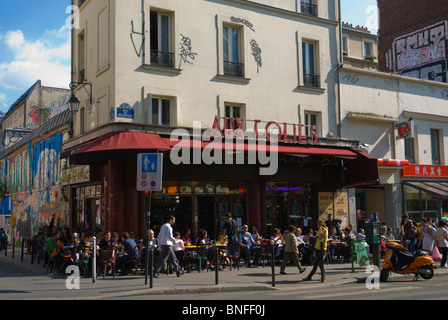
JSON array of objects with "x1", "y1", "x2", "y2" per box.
[
  {"x1": 260, "y1": 239, "x2": 272, "y2": 267},
  {"x1": 227, "y1": 242, "x2": 241, "y2": 271},
  {"x1": 75, "y1": 246, "x2": 91, "y2": 276},
  {"x1": 100, "y1": 246, "x2": 117, "y2": 278},
  {"x1": 191, "y1": 244, "x2": 209, "y2": 272},
  {"x1": 127, "y1": 244, "x2": 144, "y2": 276}
]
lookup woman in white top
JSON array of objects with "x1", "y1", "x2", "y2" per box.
[{"x1": 173, "y1": 231, "x2": 185, "y2": 271}]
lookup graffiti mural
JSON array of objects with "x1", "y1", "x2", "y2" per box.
[
  {"x1": 387, "y1": 21, "x2": 448, "y2": 82},
  {"x1": 5, "y1": 131, "x2": 67, "y2": 239},
  {"x1": 27, "y1": 94, "x2": 70, "y2": 129}
]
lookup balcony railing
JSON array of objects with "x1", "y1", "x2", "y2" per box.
[
  {"x1": 303, "y1": 73, "x2": 320, "y2": 87},
  {"x1": 301, "y1": 2, "x2": 317, "y2": 16},
  {"x1": 150, "y1": 50, "x2": 175, "y2": 68},
  {"x1": 224, "y1": 61, "x2": 244, "y2": 77}
]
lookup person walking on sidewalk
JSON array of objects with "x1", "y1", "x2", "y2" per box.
[
  {"x1": 434, "y1": 220, "x2": 448, "y2": 268},
  {"x1": 153, "y1": 216, "x2": 183, "y2": 278},
  {"x1": 303, "y1": 220, "x2": 328, "y2": 282},
  {"x1": 280, "y1": 225, "x2": 306, "y2": 275}
]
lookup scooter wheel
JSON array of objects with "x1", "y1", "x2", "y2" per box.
[
  {"x1": 419, "y1": 266, "x2": 434, "y2": 280},
  {"x1": 380, "y1": 268, "x2": 390, "y2": 282}
]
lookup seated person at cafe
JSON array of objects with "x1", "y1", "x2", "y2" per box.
[
  {"x1": 181, "y1": 229, "x2": 192, "y2": 246},
  {"x1": 78, "y1": 231, "x2": 93, "y2": 247},
  {"x1": 271, "y1": 228, "x2": 284, "y2": 258},
  {"x1": 141, "y1": 229, "x2": 159, "y2": 265},
  {"x1": 238, "y1": 225, "x2": 260, "y2": 267},
  {"x1": 99, "y1": 231, "x2": 116, "y2": 249},
  {"x1": 116, "y1": 232, "x2": 138, "y2": 274},
  {"x1": 46, "y1": 229, "x2": 67, "y2": 273},
  {"x1": 295, "y1": 227, "x2": 311, "y2": 265}
]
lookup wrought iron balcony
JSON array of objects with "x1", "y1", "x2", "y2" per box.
[
  {"x1": 150, "y1": 50, "x2": 175, "y2": 68},
  {"x1": 224, "y1": 61, "x2": 244, "y2": 77},
  {"x1": 303, "y1": 73, "x2": 320, "y2": 87},
  {"x1": 301, "y1": 2, "x2": 317, "y2": 16}
]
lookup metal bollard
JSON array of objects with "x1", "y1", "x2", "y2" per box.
[
  {"x1": 92, "y1": 236, "x2": 96, "y2": 283},
  {"x1": 12, "y1": 237, "x2": 15, "y2": 259},
  {"x1": 215, "y1": 247, "x2": 219, "y2": 285},
  {"x1": 21, "y1": 237, "x2": 24, "y2": 262},
  {"x1": 271, "y1": 240, "x2": 275, "y2": 287}
]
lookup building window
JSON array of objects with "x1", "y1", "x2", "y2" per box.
[
  {"x1": 150, "y1": 10, "x2": 174, "y2": 68},
  {"x1": 431, "y1": 129, "x2": 441, "y2": 165},
  {"x1": 404, "y1": 138, "x2": 415, "y2": 164},
  {"x1": 304, "y1": 112, "x2": 318, "y2": 137},
  {"x1": 151, "y1": 97, "x2": 171, "y2": 126},
  {"x1": 363, "y1": 41, "x2": 373, "y2": 60},
  {"x1": 80, "y1": 107, "x2": 85, "y2": 134},
  {"x1": 78, "y1": 32, "x2": 86, "y2": 81},
  {"x1": 223, "y1": 25, "x2": 244, "y2": 77},
  {"x1": 301, "y1": 0, "x2": 317, "y2": 16},
  {"x1": 225, "y1": 104, "x2": 245, "y2": 130},
  {"x1": 302, "y1": 41, "x2": 319, "y2": 87},
  {"x1": 342, "y1": 37, "x2": 348, "y2": 56}
]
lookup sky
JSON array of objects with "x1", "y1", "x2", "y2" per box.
[{"x1": 0, "y1": 0, "x2": 377, "y2": 114}]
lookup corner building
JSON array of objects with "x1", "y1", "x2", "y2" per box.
[{"x1": 65, "y1": 0, "x2": 378, "y2": 239}]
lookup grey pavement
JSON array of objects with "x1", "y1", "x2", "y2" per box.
[{"x1": 1, "y1": 245, "x2": 447, "y2": 300}]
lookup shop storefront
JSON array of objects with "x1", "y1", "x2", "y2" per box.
[
  {"x1": 150, "y1": 182, "x2": 247, "y2": 239},
  {"x1": 403, "y1": 164, "x2": 448, "y2": 222},
  {"x1": 67, "y1": 126, "x2": 379, "y2": 240},
  {"x1": 71, "y1": 183, "x2": 103, "y2": 233}
]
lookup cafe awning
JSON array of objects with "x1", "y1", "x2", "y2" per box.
[
  {"x1": 162, "y1": 137, "x2": 358, "y2": 158},
  {"x1": 404, "y1": 181, "x2": 448, "y2": 198},
  {"x1": 69, "y1": 131, "x2": 171, "y2": 164}
]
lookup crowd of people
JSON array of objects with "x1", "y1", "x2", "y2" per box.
[{"x1": 19, "y1": 211, "x2": 448, "y2": 279}]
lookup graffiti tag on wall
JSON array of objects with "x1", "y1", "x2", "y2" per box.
[{"x1": 387, "y1": 21, "x2": 448, "y2": 82}]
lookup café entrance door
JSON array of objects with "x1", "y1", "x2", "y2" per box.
[{"x1": 197, "y1": 196, "x2": 216, "y2": 240}]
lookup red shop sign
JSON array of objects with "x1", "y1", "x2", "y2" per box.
[{"x1": 402, "y1": 164, "x2": 448, "y2": 178}]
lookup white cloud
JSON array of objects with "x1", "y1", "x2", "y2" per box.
[
  {"x1": 0, "y1": 26, "x2": 70, "y2": 91},
  {"x1": 5, "y1": 30, "x2": 25, "y2": 48}
]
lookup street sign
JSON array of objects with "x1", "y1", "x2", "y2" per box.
[{"x1": 137, "y1": 153, "x2": 163, "y2": 191}]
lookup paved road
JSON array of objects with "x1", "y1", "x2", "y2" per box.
[{"x1": 115, "y1": 274, "x2": 448, "y2": 300}]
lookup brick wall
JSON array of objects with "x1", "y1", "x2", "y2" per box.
[{"x1": 378, "y1": 0, "x2": 448, "y2": 74}]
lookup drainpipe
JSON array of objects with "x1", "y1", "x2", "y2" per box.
[{"x1": 337, "y1": 0, "x2": 343, "y2": 138}]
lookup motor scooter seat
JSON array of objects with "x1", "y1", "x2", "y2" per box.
[{"x1": 413, "y1": 249, "x2": 427, "y2": 257}]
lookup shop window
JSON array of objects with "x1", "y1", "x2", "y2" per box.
[{"x1": 265, "y1": 184, "x2": 312, "y2": 235}]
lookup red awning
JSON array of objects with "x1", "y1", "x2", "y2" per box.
[
  {"x1": 378, "y1": 159, "x2": 410, "y2": 167},
  {"x1": 71, "y1": 132, "x2": 171, "y2": 156},
  {"x1": 162, "y1": 137, "x2": 358, "y2": 157}
]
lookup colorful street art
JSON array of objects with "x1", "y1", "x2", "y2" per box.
[
  {"x1": 386, "y1": 21, "x2": 448, "y2": 82},
  {"x1": 2, "y1": 131, "x2": 68, "y2": 239}
]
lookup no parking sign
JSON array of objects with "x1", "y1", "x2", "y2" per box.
[{"x1": 137, "y1": 153, "x2": 163, "y2": 191}]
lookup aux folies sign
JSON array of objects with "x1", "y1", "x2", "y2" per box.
[{"x1": 210, "y1": 116, "x2": 318, "y2": 145}]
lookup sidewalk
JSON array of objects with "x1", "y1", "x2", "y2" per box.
[{"x1": 1, "y1": 246, "x2": 447, "y2": 300}]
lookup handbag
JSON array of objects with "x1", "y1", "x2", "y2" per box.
[{"x1": 432, "y1": 246, "x2": 442, "y2": 261}]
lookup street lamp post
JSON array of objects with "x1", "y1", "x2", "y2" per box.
[{"x1": 68, "y1": 81, "x2": 92, "y2": 137}]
